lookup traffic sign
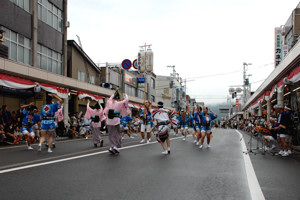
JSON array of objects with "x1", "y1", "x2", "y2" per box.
[
  {"x1": 133, "y1": 59, "x2": 138, "y2": 69},
  {"x1": 122, "y1": 59, "x2": 132, "y2": 70},
  {"x1": 137, "y1": 78, "x2": 145, "y2": 83}
]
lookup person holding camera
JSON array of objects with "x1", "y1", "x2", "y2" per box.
[{"x1": 85, "y1": 99, "x2": 106, "y2": 147}]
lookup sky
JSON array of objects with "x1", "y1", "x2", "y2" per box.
[{"x1": 67, "y1": 0, "x2": 300, "y2": 105}]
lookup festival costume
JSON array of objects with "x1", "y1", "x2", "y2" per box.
[
  {"x1": 120, "y1": 115, "x2": 133, "y2": 131},
  {"x1": 200, "y1": 113, "x2": 217, "y2": 133},
  {"x1": 84, "y1": 103, "x2": 106, "y2": 146},
  {"x1": 104, "y1": 94, "x2": 130, "y2": 152},
  {"x1": 193, "y1": 112, "x2": 203, "y2": 131},
  {"x1": 140, "y1": 109, "x2": 152, "y2": 133},
  {"x1": 21, "y1": 109, "x2": 38, "y2": 138},
  {"x1": 40, "y1": 102, "x2": 60, "y2": 131}
]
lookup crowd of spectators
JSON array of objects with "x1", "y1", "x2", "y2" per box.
[
  {"x1": 225, "y1": 105, "x2": 296, "y2": 156},
  {"x1": 0, "y1": 104, "x2": 100, "y2": 145}
]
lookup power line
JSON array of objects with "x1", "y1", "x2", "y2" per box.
[
  {"x1": 250, "y1": 79, "x2": 265, "y2": 84},
  {"x1": 186, "y1": 62, "x2": 274, "y2": 79},
  {"x1": 188, "y1": 70, "x2": 241, "y2": 79}
]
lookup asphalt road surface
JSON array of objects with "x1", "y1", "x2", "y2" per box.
[{"x1": 0, "y1": 128, "x2": 299, "y2": 200}]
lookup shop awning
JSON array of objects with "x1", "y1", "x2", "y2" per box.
[
  {"x1": 0, "y1": 73, "x2": 69, "y2": 98},
  {"x1": 285, "y1": 65, "x2": 300, "y2": 85},
  {"x1": 77, "y1": 91, "x2": 103, "y2": 103},
  {"x1": 249, "y1": 95, "x2": 264, "y2": 109},
  {"x1": 129, "y1": 102, "x2": 143, "y2": 109},
  {"x1": 248, "y1": 65, "x2": 300, "y2": 110},
  {"x1": 0, "y1": 73, "x2": 36, "y2": 89},
  {"x1": 39, "y1": 83, "x2": 68, "y2": 99}
]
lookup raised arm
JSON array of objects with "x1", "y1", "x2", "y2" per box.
[
  {"x1": 209, "y1": 109, "x2": 217, "y2": 117},
  {"x1": 20, "y1": 102, "x2": 34, "y2": 109},
  {"x1": 50, "y1": 93, "x2": 63, "y2": 103},
  {"x1": 149, "y1": 101, "x2": 152, "y2": 111}
]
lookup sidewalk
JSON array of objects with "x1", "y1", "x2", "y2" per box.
[
  {"x1": 236, "y1": 128, "x2": 300, "y2": 153},
  {"x1": 0, "y1": 131, "x2": 109, "y2": 148},
  {"x1": 237, "y1": 129, "x2": 300, "y2": 200}
]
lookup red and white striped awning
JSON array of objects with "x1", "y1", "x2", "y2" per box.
[
  {"x1": 0, "y1": 73, "x2": 36, "y2": 89},
  {"x1": 249, "y1": 65, "x2": 300, "y2": 109},
  {"x1": 129, "y1": 102, "x2": 143, "y2": 109},
  {"x1": 249, "y1": 95, "x2": 264, "y2": 109},
  {"x1": 0, "y1": 73, "x2": 68, "y2": 98},
  {"x1": 77, "y1": 91, "x2": 103, "y2": 103},
  {"x1": 39, "y1": 83, "x2": 68, "y2": 99}
]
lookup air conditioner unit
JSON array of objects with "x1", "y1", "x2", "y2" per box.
[{"x1": 65, "y1": 21, "x2": 70, "y2": 28}]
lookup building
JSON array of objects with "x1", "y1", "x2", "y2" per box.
[
  {"x1": 99, "y1": 64, "x2": 156, "y2": 101},
  {"x1": 1, "y1": 0, "x2": 66, "y2": 75},
  {"x1": 0, "y1": 0, "x2": 68, "y2": 112},
  {"x1": 155, "y1": 75, "x2": 185, "y2": 111},
  {"x1": 275, "y1": 3, "x2": 300, "y2": 67},
  {"x1": 242, "y1": 3, "x2": 300, "y2": 128},
  {"x1": 66, "y1": 40, "x2": 103, "y2": 113}
]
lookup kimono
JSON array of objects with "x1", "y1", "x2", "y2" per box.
[
  {"x1": 84, "y1": 103, "x2": 106, "y2": 145},
  {"x1": 104, "y1": 94, "x2": 130, "y2": 148}
]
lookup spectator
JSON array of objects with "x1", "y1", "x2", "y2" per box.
[
  {"x1": 11, "y1": 111, "x2": 17, "y2": 125},
  {"x1": 0, "y1": 124, "x2": 6, "y2": 143},
  {"x1": 0, "y1": 108, "x2": 3, "y2": 125},
  {"x1": 2, "y1": 105, "x2": 11, "y2": 128},
  {"x1": 79, "y1": 116, "x2": 91, "y2": 139},
  {"x1": 4, "y1": 123, "x2": 18, "y2": 144}
]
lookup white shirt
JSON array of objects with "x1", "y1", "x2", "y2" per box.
[{"x1": 152, "y1": 108, "x2": 170, "y2": 125}]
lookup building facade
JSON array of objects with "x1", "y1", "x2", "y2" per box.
[
  {"x1": 0, "y1": 0, "x2": 66, "y2": 75},
  {"x1": 155, "y1": 75, "x2": 186, "y2": 111}
]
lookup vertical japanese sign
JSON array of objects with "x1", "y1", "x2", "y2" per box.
[
  {"x1": 282, "y1": 45, "x2": 288, "y2": 59},
  {"x1": 274, "y1": 27, "x2": 282, "y2": 67},
  {"x1": 236, "y1": 98, "x2": 239, "y2": 109}
]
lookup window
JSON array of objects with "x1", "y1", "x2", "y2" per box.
[
  {"x1": 1, "y1": 26, "x2": 31, "y2": 65},
  {"x1": 9, "y1": 0, "x2": 30, "y2": 13},
  {"x1": 38, "y1": 0, "x2": 63, "y2": 32},
  {"x1": 151, "y1": 78, "x2": 155, "y2": 89},
  {"x1": 138, "y1": 90, "x2": 145, "y2": 99},
  {"x1": 125, "y1": 84, "x2": 136, "y2": 97},
  {"x1": 78, "y1": 71, "x2": 85, "y2": 82},
  {"x1": 89, "y1": 75, "x2": 95, "y2": 84},
  {"x1": 37, "y1": 44, "x2": 62, "y2": 75},
  {"x1": 109, "y1": 70, "x2": 120, "y2": 86}
]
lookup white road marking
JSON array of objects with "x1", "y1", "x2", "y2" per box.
[
  {"x1": 0, "y1": 137, "x2": 87, "y2": 150},
  {"x1": 0, "y1": 136, "x2": 184, "y2": 174},
  {"x1": 236, "y1": 130, "x2": 265, "y2": 200}
]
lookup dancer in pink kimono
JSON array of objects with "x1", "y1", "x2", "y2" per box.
[
  {"x1": 85, "y1": 99, "x2": 106, "y2": 147},
  {"x1": 104, "y1": 90, "x2": 130, "y2": 155}
]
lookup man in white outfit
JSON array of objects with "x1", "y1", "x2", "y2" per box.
[{"x1": 152, "y1": 101, "x2": 171, "y2": 155}]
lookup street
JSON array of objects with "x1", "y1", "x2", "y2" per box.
[{"x1": 0, "y1": 128, "x2": 300, "y2": 200}]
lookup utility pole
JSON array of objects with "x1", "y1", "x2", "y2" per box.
[
  {"x1": 243, "y1": 62, "x2": 251, "y2": 104},
  {"x1": 139, "y1": 43, "x2": 152, "y2": 102}
]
